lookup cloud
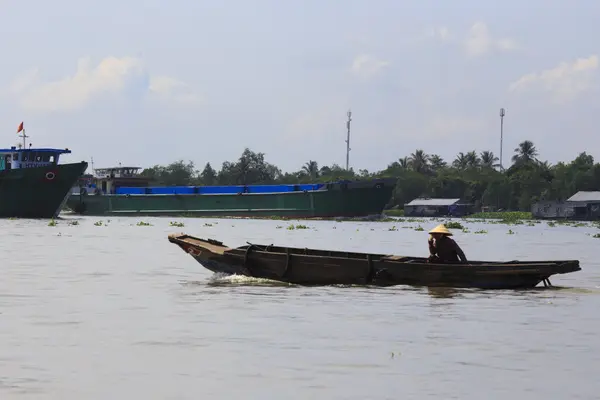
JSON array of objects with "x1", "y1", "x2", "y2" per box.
[
  {"x1": 350, "y1": 54, "x2": 390, "y2": 79},
  {"x1": 509, "y1": 55, "x2": 599, "y2": 103},
  {"x1": 148, "y1": 76, "x2": 202, "y2": 105},
  {"x1": 8, "y1": 56, "x2": 200, "y2": 112},
  {"x1": 464, "y1": 22, "x2": 517, "y2": 57}
]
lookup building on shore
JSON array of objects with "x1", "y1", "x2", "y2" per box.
[
  {"x1": 531, "y1": 191, "x2": 600, "y2": 220},
  {"x1": 531, "y1": 200, "x2": 575, "y2": 219},
  {"x1": 404, "y1": 198, "x2": 473, "y2": 217}
]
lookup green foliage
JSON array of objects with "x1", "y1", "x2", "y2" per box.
[
  {"x1": 139, "y1": 143, "x2": 600, "y2": 211},
  {"x1": 287, "y1": 224, "x2": 309, "y2": 230},
  {"x1": 444, "y1": 221, "x2": 464, "y2": 229},
  {"x1": 383, "y1": 209, "x2": 404, "y2": 217}
]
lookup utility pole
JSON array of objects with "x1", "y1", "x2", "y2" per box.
[
  {"x1": 345, "y1": 109, "x2": 352, "y2": 170},
  {"x1": 499, "y1": 108, "x2": 505, "y2": 171}
]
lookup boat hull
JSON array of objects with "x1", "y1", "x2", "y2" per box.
[
  {"x1": 167, "y1": 233, "x2": 582, "y2": 289},
  {"x1": 0, "y1": 161, "x2": 88, "y2": 218},
  {"x1": 66, "y1": 179, "x2": 395, "y2": 218}
]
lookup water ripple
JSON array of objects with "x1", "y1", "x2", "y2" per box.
[{"x1": 0, "y1": 216, "x2": 598, "y2": 399}]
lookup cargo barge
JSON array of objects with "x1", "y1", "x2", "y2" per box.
[{"x1": 65, "y1": 166, "x2": 396, "y2": 218}]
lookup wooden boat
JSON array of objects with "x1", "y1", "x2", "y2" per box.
[{"x1": 167, "y1": 233, "x2": 582, "y2": 289}]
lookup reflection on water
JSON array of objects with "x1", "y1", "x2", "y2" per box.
[
  {"x1": 0, "y1": 215, "x2": 598, "y2": 399},
  {"x1": 426, "y1": 287, "x2": 462, "y2": 299}
]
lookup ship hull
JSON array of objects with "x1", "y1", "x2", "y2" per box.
[
  {"x1": 65, "y1": 179, "x2": 396, "y2": 218},
  {"x1": 0, "y1": 161, "x2": 88, "y2": 218}
]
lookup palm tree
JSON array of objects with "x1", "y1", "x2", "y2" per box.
[
  {"x1": 512, "y1": 140, "x2": 538, "y2": 165},
  {"x1": 302, "y1": 160, "x2": 319, "y2": 180},
  {"x1": 465, "y1": 151, "x2": 480, "y2": 168},
  {"x1": 409, "y1": 149, "x2": 429, "y2": 173},
  {"x1": 480, "y1": 151, "x2": 499, "y2": 169},
  {"x1": 398, "y1": 157, "x2": 410, "y2": 169},
  {"x1": 536, "y1": 161, "x2": 553, "y2": 182},
  {"x1": 452, "y1": 152, "x2": 468, "y2": 170},
  {"x1": 429, "y1": 154, "x2": 446, "y2": 171}
]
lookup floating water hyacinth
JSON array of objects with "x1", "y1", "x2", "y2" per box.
[
  {"x1": 444, "y1": 221, "x2": 464, "y2": 229},
  {"x1": 287, "y1": 224, "x2": 309, "y2": 230}
]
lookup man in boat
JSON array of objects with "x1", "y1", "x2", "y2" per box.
[{"x1": 427, "y1": 224, "x2": 468, "y2": 263}]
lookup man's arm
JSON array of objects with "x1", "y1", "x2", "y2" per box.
[
  {"x1": 454, "y1": 241, "x2": 467, "y2": 263},
  {"x1": 428, "y1": 235, "x2": 436, "y2": 256}
]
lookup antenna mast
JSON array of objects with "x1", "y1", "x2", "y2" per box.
[
  {"x1": 345, "y1": 110, "x2": 352, "y2": 170},
  {"x1": 499, "y1": 108, "x2": 505, "y2": 170}
]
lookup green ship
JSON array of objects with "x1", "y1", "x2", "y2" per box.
[
  {"x1": 0, "y1": 130, "x2": 88, "y2": 218},
  {"x1": 66, "y1": 166, "x2": 396, "y2": 218}
]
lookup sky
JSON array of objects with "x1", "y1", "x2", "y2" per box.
[{"x1": 0, "y1": 0, "x2": 598, "y2": 174}]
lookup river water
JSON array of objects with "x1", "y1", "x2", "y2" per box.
[{"x1": 0, "y1": 215, "x2": 598, "y2": 399}]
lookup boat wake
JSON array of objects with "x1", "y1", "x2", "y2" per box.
[{"x1": 205, "y1": 272, "x2": 296, "y2": 287}]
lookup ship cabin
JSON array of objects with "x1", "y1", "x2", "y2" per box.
[
  {"x1": 0, "y1": 146, "x2": 71, "y2": 171},
  {"x1": 75, "y1": 166, "x2": 153, "y2": 195}
]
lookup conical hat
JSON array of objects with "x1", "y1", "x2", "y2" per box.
[{"x1": 429, "y1": 224, "x2": 452, "y2": 235}]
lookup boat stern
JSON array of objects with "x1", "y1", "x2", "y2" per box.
[{"x1": 554, "y1": 260, "x2": 581, "y2": 274}]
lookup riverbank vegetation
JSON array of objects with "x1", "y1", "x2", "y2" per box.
[{"x1": 140, "y1": 141, "x2": 600, "y2": 211}]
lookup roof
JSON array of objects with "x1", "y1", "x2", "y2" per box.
[
  {"x1": 95, "y1": 167, "x2": 141, "y2": 170},
  {"x1": 405, "y1": 198, "x2": 461, "y2": 206},
  {"x1": 0, "y1": 147, "x2": 71, "y2": 154},
  {"x1": 567, "y1": 191, "x2": 600, "y2": 202}
]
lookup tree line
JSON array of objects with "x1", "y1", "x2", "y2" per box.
[{"x1": 139, "y1": 142, "x2": 600, "y2": 211}]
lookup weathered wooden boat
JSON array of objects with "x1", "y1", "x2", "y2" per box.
[{"x1": 167, "y1": 233, "x2": 582, "y2": 289}]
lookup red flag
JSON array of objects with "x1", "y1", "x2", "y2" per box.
[{"x1": 16, "y1": 122, "x2": 23, "y2": 133}]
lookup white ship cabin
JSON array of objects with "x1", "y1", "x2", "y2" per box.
[
  {"x1": 0, "y1": 146, "x2": 71, "y2": 171},
  {"x1": 94, "y1": 166, "x2": 142, "y2": 179},
  {"x1": 80, "y1": 166, "x2": 148, "y2": 195}
]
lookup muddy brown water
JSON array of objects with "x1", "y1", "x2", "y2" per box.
[{"x1": 0, "y1": 216, "x2": 598, "y2": 399}]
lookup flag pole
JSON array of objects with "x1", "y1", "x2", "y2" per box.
[
  {"x1": 22, "y1": 128, "x2": 27, "y2": 148},
  {"x1": 17, "y1": 122, "x2": 27, "y2": 148}
]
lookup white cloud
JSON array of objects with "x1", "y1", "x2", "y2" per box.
[
  {"x1": 9, "y1": 56, "x2": 200, "y2": 112},
  {"x1": 350, "y1": 54, "x2": 390, "y2": 78},
  {"x1": 464, "y1": 22, "x2": 517, "y2": 57},
  {"x1": 149, "y1": 76, "x2": 202, "y2": 105},
  {"x1": 509, "y1": 55, "x2": 599, "y2": 103}
]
